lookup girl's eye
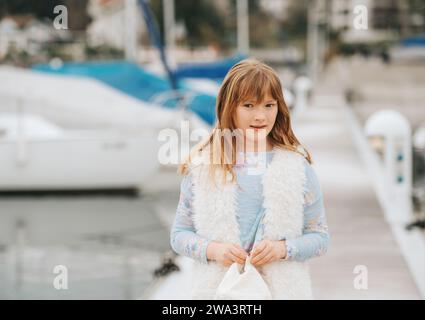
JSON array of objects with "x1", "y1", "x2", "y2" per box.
[
  {"x1": 266, "y1": 103, "x2": 276, "y2": 108},
  {"x1": 243, "y1": 104, "x2": 254, "y2": 108}
]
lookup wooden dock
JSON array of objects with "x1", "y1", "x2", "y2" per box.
[{"x1": 295, "y1": 94, "x2": 421, "y2": 299}]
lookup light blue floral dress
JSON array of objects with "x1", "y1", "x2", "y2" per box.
[{"x1": 170, "y1": 150, "x2": 330, "y2": 264}]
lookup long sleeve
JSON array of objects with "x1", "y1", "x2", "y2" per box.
[
  {"x1": 170, "y1": 172, "x2": 211, "y2": 264},
  {"x1": 284, "y1": 160, "x2": 330, "y2": 262}
]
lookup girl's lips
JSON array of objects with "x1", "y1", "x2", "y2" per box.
[{"x1": 250, "y1": 125, "x2": 267, "y2": 130}]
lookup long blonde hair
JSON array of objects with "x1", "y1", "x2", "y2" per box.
[{"x1": 178, "y1": 58, "x2": 312, "y2": 184}]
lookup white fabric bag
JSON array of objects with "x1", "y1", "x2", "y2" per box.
[{"x1": 214, "y1": 256, "x2": 272, "y2": 300}]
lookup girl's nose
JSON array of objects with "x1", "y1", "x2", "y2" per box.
[{"x1": 254, "y1": 111, "x2": 267, "y2": 121}]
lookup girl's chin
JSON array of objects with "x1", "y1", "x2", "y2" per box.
[
  {"x1": 245, "y1": 137, "x2": 265, "y2": 141},
  {"x1": 244, "y1": 133, "x2": 269, "y2": 141},
  {"x1": 244, "y1": 137, "x2": 268, "y2": 145}
]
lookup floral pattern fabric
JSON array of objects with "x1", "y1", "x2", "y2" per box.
[{"x1": 170, "y1": 151, "x2": 330, "y2": 264}]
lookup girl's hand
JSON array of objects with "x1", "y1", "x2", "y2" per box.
[
  {"x1": 250, "y1": 240, "x2": 287, "y2": 267},
  {"x1": 207, "y1": 241, "x2": 248, "y2": 267}
]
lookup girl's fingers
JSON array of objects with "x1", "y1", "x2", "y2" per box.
[
  {"x1": 251, "y1": 246, "x2": 271, "y2": 264},
  {"x1": 223, "y1": 260, "x2": 232, "y2": 267},
  {"x1": 223, "y1": 254, "x2": 233, "y2": 266},
  {"x1": 232, "y1": 245, "x2": 248, "y2": 256},
  {"x1": 251, "y1": 242, "x2": 267, "y2": 259},
  {"x1": 229, "y1": 251, "x2": 246, "y2": 264},
  {"x1": 230, "y1": 246, "x2": 248, "y2": 260},
  {"x1": 234, "y1": 244, "x2": 245, "y2": 251},
  {"x1": 224, "y1": 251, "x2": 244, "y2": 265},
  {"x1": 255, "y1": 253, "x2": 274, "y2": 266}
]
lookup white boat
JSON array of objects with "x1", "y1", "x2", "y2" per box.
[
  {"x1": 0, "y1": 66, "x2": 211, "y2": 191},
  {"x1": 0, "y1": 66, "x2": 210, "y2": 133},
  {"x1": 0, "y1": 112, "x2": 159, "y2": 191}
]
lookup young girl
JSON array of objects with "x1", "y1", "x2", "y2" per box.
[{"x1": 170, "y1": 59, "x2": 330, "y2": 299}]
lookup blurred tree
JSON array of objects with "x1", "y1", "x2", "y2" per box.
[
  {"x1": 148, "y1": 0, "x2": 311, "y2": 50},
  {"x1": 150, "y1": 0, "x2": 229, "y2": 49},
  {"x1": 281, "y1": 0, "x2": 309, "y2": 39},
  {"x1": 0, "y1": 0, "x2": 63, "y2": 20},
  {"x1": 227, "y1": 0, "x2": 281, "y2": 48},
  {"x1": 64, "y1": 0, "x2": 91, "y2": 31}
]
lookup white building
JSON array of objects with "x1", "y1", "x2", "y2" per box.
[{"x1": 86, "y1": 0, "x2": 146, "y2": 57}]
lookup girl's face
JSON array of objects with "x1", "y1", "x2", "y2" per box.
[{"x1": 234, "y1": 93, "x2": 278, "y2": 148}]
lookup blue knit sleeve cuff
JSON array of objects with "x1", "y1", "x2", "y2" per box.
[
  {"x1": 284, "y1": 241, "x2": 295, "y2": 261},
  {"x1": 280, "y1": 238, "x2": 297, "y2": 261},
  {"x1": 277, "y1": 237, "x2": 291, "y2": 261}
]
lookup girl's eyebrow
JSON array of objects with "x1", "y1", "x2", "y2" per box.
[{"x1": 242, "y1": 99, "x2": 276, "y2": 103}]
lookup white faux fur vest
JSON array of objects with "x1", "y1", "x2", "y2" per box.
[{"x1": 189, "y1": 146, "x2": 313, "y2": 300}]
